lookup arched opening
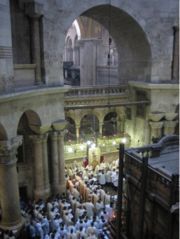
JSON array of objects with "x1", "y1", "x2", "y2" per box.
[
  {"x1": 80, "y1": 114, "x2": 99, "y2": 142},
  {"x1": 16, "y1": 110, "x2": 41, "y2": 199},
  {"x1": 81, "y1": 5, "x2": 152, "y2": 83},
  {"x1": 65, "y1": 117, "x2": 76, "y2": 142},
  {"x1": 17, "y1": 110, "x2": 41, "y2": 163},
  {"x1": 64, "y1": 15, "x2": 119, "y2": 86},
  {"x1": 103, "y1": 112, "x2": 117, "y2": 136},
  {"x1": 64, "y1": 4, "x2": 151, "y2": 86}
]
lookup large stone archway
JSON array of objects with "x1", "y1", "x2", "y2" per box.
[{"x1": 42, "y1": 2, "x2": 152, "y2": 85}]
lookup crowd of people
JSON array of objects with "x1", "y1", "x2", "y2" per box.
[{"x1": 0, "y1": 159, "x2": 121, "y2": 239}]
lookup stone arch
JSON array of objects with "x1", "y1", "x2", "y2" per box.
[
  {"x1": 80, "y1": 114, "x2": 99, "y2": 141},
  {"x1": 44, "y1": 1, "x2": 153, "y2": 86},
  {"x1": 0, "y1": 123, "x2": 7, "y2": 141},
  {"x1": 79, "y1": 4, "x2": 152, "y2": 82},
  {"x1": 73, "y1": 20, "x2": 81, "y2": 40},
  {"x1": 65, "y1": 116, "x2": 76, "y2": 142},
  {"x1": 103, "y1": 111, "x2": 117, "y2": 136},
  {"x1": 16, "y1": 110, "x2": 41, "y2": 164},
  {"x1": 65, "y1": 110, "x2": 81, "y2": 126},
  {"x1": 17, "y1": 110, "x2": 41, "y2": 135}
]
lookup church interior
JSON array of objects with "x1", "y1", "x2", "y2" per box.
[{"x1": 0, "y1": 0, "x2": 179, "y2": 238}]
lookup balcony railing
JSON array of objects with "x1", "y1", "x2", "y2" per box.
[{"x1": 65, "y1": 85, "x2": 127, "y2": 98}]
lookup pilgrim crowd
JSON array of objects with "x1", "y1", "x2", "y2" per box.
[{"x1": 0, "y1": 159, "x2": 123, "y2": 239}]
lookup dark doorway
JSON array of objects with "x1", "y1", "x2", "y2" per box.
[{"x1": 19, "y1": 186, "x2": 28, "y2": 202}]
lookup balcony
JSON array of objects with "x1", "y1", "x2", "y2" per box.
[{"x1": 64, "y1": 84, "x2": 128, "y2": 109}]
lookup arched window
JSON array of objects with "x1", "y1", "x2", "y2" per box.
[
  {"x1": 65, "y1": 37, "x2": 73, "y2": 62},
  {"x1": 65, "y1": 117, "x2": 76, "y2": 142},
  {"x1": 80, "y1": 114, "x2": 99, "y2": 141},
  {"x1": 103, "y1": 112, "x2": 117, "y2": 136}
]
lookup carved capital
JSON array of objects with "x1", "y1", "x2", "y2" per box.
[
  {"x1": 25, "y1": 2, "x2": 43, "y2": 18},
  {"x1": 164, "y1": 120, "x2": 177, "y2": 128},
  {"x1": 39, "y1": 125, "x2": 51, "y2": 134},
  {"x1": 41, "y1": 133, "x2": 48, "y2": 143},
  {"x1": 57, "y1": 130, "x2": 66, "y2": 138},
  {"x1": 30, "y1": 134, "x2": 44, "y2": 144},
  {"x1": 0, "y1": 136, "x2": 22, "y2": 165},
  {"x1": 165, "y1": 113, "x2": 177, "y2": 121},
  {"x1": 149, "y1": 121, "x2": 164, "y2": 129},
  {"x1": 52, "y1": 120, "x2": 67, "y2": 131},
  {"x1": 75, "y1": 124, "x2": 80, "y2": 129},
  {"x1": 30, "y1": 133, "x2": 48, "y2": 144},
  {"x1": 149, "y1": 112, "x2": 165, "y2": 122},
  {"x1": 50, "y1": 131, "x2": 58, "y2": 141}
]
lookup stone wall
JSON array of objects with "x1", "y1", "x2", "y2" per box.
[
  {"x1": 0, "y1": 87, "x2": 67, "y2": 138},
  {"x1": 1, "y1": 0, "x2": 178, "y2": 91}
]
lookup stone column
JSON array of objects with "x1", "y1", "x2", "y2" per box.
[
  {"x1": 76, "y1": 124, "x2": 80, "y2": 143},
  {"x1": 79, "y1": 39, "x2": 101, "y2": 86},
  {"x1": 99, "y1": 121, "x2": 103, "y2": 137},
  {"x1": 42, "y1": 133, "x2": 50, "y2": 197},
  {"x1": 30, "y1": 15, "x2": 42, "y2": 84},
  {"x1": 116, "y1": 117, "x2": 121, "y2": 134},
  {"x1": 52, "y1": 121, "x2": 67, "y2": 195},
  {"x1": 0, "y1": 1, "x2": 14, "y2": 93},
  {"x1": 164, "y1": 121, "x2": 177, "y2": 135},
  {"x1": 31, "y1": 134, "x2": 44, "y2": 199},
  {"x1": 57, "y1": 130, "x2": 66, "y2": 194},
  {"x1": 50, "y1": 131, "x2": 59, "y2": 195},
  {"x1": 73, "y1": 46, "x2": 80, "y2": 66},
  {"x1": 172, "y1": 27, "x2": 179, "y2": 81},
  {"x1": 0, "y1": 137, "x2": 23, "y2": 229},
  {"x1": 25, "y1": 2, "x2": 43, "y2": 85},
  {"x1": 120, "y1": 116, "x2": 125, "y2": 133},
  {"x1": 149, "y1": 121, "x2": 164, "y2": 142}
]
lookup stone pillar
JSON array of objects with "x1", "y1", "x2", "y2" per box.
[
  {"x1": 79, "y1": 39, "x2": 101, "y2": 86},
  {"x1": 172, "y1": 27, "x2": 179, "y2": 81},
  {"x1": 119, "y1": 115, "x2": 125, "y2": 133},
  {"x1": 0, "y1": 1, "x2": 14, "y2": 93},
  {"x1": 149, "y1": 121, "x2": 164, "y2": 142},
  {"x1": 73, "y1": 46, "x2": 80, "y2": 66},
  {"x1": 31, "y1": 134, "x2": 44, "y2": 199},
  {"x1": 50, "y1": 131, "x2": 59, "y2": 195},
  {"x1": 25, "y1": 2, "x2": 43, "y2": 85},
  {"x1": 31, "y1": 133, "x2": 50, "y2": 199},
  {"x1": 57, "y1": 130, "x2": 66, "y2": 194},
  {"x1": 42, "y1": 133, "x2": 50, "y2": 197},
  {"x1": 116, "y1": 117, "x2": 121, "y2": 134},
  {"x1": 75, "y1": 124, "x2": 80, "y2": 143},
  {"x1": 99, "y1": 121, "x2": 103, "y2": 137},
  {"x1": 52, "y1": 121, "x2": 67, "y2": 195},
  {"x1": 30, "y1": 15, "x2": 42, "y2": 84},
  {"x1": 0, "y1": 137, "x2": 23, "y2": 229},
  {"x1": 164, "y1": 121, "x2": 177, "y2": 135}
]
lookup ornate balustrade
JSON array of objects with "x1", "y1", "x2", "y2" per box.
[{"x1": 65, "y1": 84, "x2": 127, "y2": 98}]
